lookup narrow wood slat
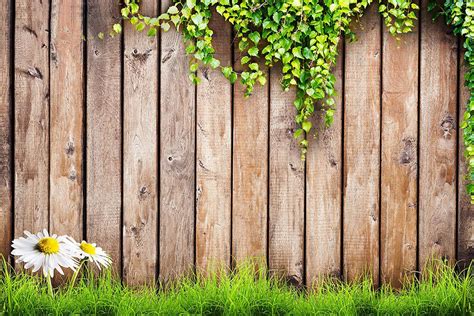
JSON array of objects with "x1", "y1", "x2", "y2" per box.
[
  {"x1": 87, "y1": 0, "x2": 122, "y2": 272},
  {"x1": 419, "y1": 0, "x2": 457, "y2": 267},
  {"x1": 269, "y1": 66, "x2": 304, "y2": 285},
  {"x1": 380, "y1": 17, "x2": 419, "y2": 287},
  {"x1": 458, "y1": 50, "x2": 474, "y2": 267},
  {"x1": 0, "y1": 0, "x2": 12, "y2": 259},
  {"x1": 160, "y1": 0, "x2": 195, "y2": 282},
  {"x1": 196, "y1": 13, "x2": 232, "y2": 273},
  {"x1": 14, "y1": 0, "x2": 50, "y2": 235},
  {"x1": 232, "y1": 48, "x2": 269, "y2": 264},
  {"x1": 306, "y1": 46, "x2": 343, "y2": 284},
  {"x1": 343, "y1": 4, "x2": 381, "y2": 284},
  {"x1": 123, "y1": 0, "x2": 158, "y2": 285},
  {"x1": 49, "y1": 0, "x2": 84, "y2": 241}
]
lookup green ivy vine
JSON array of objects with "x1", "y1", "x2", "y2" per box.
[{"x1": 113, "y1": 0, "x2": 474, "y2": 204}]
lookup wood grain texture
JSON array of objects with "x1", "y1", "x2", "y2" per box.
[
  {"x1": 458, "y1": 50, "x2": 473, "y2": 267},
  {"x1": 419, "y1": 0, "x2": 457, "y2": 267},
  {"x1": 49, "y1": 0, "x2": 84, "y2": 241},
  {"x1": 306, "y1": 45, "x2": 343, "y2": 284},
  {"x1": 14, "y1": 0, "x2": 50, "y2": 235},
  {"x1": 196, "y1": 14, "x2": 232, "y2": 273},
  {"x1": 268, "y1": 67, "x2": 304, "y2": 285},
  {"x1": 380, "y1": 19, "x2": 418, "y2": 287},
  {"x1": 160, "y1": 0, "x2": 195, "y2": 282},
  {"x1": 123, "y1": 0, "x2": 158, "y2": 285},
  {"x1": 343, "y1": 4, "x2": 381, "y2": 284},
  {"x1": 0, "y1": 0, "x2": 12, "y2": 259},
  {"x1": 86, "y1": 0, "x2": 122, "y2": 272},
  {"x1": 232, "y1": 48, "x2": 269, "y2": 264}
]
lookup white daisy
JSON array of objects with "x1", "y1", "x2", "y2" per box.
[
  {"x1": 11, "y1": 229, "x2": 78, "y2": 278},
  {"x1": 70, "y1": 239, "x2": 112, "y2": 270}
]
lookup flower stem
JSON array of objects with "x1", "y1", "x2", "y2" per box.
[
  {"x1": 69, "y1": 260, "x2": 85, "y2": 291},
  {"x1": 47, "y1": 275, "x2": 53, "y2": 297}
]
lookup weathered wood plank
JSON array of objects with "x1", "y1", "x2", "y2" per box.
[
  {"x1": 196, "y1": 13, "x2": 232, "y2": 273},
  {"x1": 268, "y1": 66, "x2": 304, "y2": 285},
  {"x1": 380, "y1": 17, "x2": 419, "y2": 287},
  {"x1": 343, "y1": 4, "x2": 381, "y2": 284},
  {"x1": 458, "y1": 49, "x2": 473, "y2": 267},
  {"x1": 0, "y1": 0, "x2": 12, "y2": 259},
  {"x1": 14, "y1": 0, "x2": 50, "y2": 235},
  {"x1": 49, "y1": 0, "x2": 84, "y2": 241},
  {"x1": 419, "y1": 0, "x2": 457, "y2": 268},
  {"x1": 86, "y1": 0, "x2": 122, "y2": 272},
  {"x1": 306, "y1": 45, "x2": 343, "y2": 284},
  {"x1": 123, "y1": 0, "x2": 158, "y2": 285},
  {"x1": 232, "y1": 48, "x2": 269, "y2": 264},
  {"x1": 160, "y1": 0, "x2": 195, "y2": 282}
]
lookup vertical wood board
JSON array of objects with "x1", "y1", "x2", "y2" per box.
[
  {"x1": 123, "y1": 0, "x2": 159, "y2": 285},
  {"x1": 196, "y1": 13, "x2": 232, "y2": 273}
]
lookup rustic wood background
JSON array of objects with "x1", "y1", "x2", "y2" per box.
[{"x1": 0, "y1": 0, "x2": 472, "y2": 287}]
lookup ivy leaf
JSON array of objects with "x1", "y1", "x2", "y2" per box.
[
  {"x1": 168, "y1": 6, "x2": 179, "y2": 15},
  {"x1": 190, "y1": 63, "x2": 199, "y2": 72},
  {"x1": 248, "y1": 47, "x2": 259, "y2": 57},
  {"x1": 113, "y1": 23, "x2": 122, "y2": 34},
  {"x1": 121, "y1": 7, "x2": 130, "y2": 18},
  {"x1": 210, "y1": 58, "x2": 220, "y2": 69},
  {"x1": 147, "y1": 27, "x2": 157, "y2": 37},
  {"x1": 161, "y1": 22, "x2": 170, "y2": 32},
  {"x1": 241, "y1": 56, "x2": 251, "y2": 65},
  {"x1": 187, "y1": 0, "x2": 196, "y2": 9},
  {"x1": 130, "y1": 3, "x2": 139, "y2": 14},
  {"x1": 249, "y1": 32, "x2": 261, "y2": 45},
  {"x1": 302, "y1": 121, "x2": 312, "y2": 133},
  {"x1": 249, "y1": 63, "x2": 259, "y2": 71},
  {"x1": 135, "y1": 22, "x2": 145, "y2": 32}
]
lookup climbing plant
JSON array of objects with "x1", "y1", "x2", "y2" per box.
[{"x1": 112, "y1": 0, "x2": 474, "y2": 204}]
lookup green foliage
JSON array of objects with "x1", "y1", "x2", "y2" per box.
[
  {"x1": 117, "y1": 0, "x2": 474, "y2": 203},
  {"x1": 429, "y1": 0, "x2": 474, "y2": 203},
  {"x1": 0, "y1": 258, "x2": 472, "y2": 314},
  {"x1": 119, "y1": 0, "x2": 417, "y2": 158}
]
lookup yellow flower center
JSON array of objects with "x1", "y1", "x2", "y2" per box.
[
  {"x1": 80, "y1": 241, "x2": 96, "y2": 255},
  {"x1": 37, "y1": 237, "x2": 60, "y2": 254}
]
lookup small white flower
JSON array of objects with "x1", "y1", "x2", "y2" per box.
[
  {"x1": 69, "y1": 239, "x2": 112, "y2": 270},
  {"x1": 11, "y1": 229, "x2": 78, "y2": 278}
]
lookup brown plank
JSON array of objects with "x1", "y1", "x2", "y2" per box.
[
  {"x1": 0, "y1": 0, "x2": 12, "y2": 259},
  {"x1": 343, "y1": 4, "x2": 381, "y2": 284},
  {"x1": 419, "y1": 0, "x2": 457, "y2": 268},
  {"x1": 14, "y1": 0, "x2": 50, "y2": 235},
  {"x1": 268, "y1": 67, "x2": 304, "y2": 284},
  {"x1": 195, "y1": 14, "x2": 232, "y2": 273},
  {"x1": 123, "y1": 0, "x2": 159, "y2": 285},
  {"x1": 232, "y1": 46, "x2": 269, "y2": 264},
  {"x1": 160, "y1": 0, "x2": 195, "y2": 282},
  {"x1": 49, "y1": 0, "x2": 84, "y2": 241},
  {"x1": 458, "y1": 48, "x2": 473, "y2": 267},
  {"x1": 86, "y1": 0, "x2": 122, "y2": 272},
  {"x1": 380, "y1": 16, "x2": 419, "y2": 287},
  {"x1": 306, "y1": 45, "x2": 343, "y2": 284}
]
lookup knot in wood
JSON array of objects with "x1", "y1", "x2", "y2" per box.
[{"x1": 440, "y1": 113, "x2": 454, "y2": 137}]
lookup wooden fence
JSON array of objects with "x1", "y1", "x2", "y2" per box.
[{"x1": 0, "y1": 0, "x2": 472, "y2": 287}]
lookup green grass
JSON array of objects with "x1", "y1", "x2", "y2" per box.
[{"x1": 0, "y1": 259, "x2": 472, "y2": 315}]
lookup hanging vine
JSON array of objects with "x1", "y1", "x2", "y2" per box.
[{"x1": 112, "y1": 0, "x2": 474, "y2": 203}]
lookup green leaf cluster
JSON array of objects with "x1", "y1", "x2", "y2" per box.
[
  {"x1": 116, "y1": 0, "x2": 474, "y2": 203},
  {"x1": 119, "y1": 0, "x2": 418, "y2": 157}
]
